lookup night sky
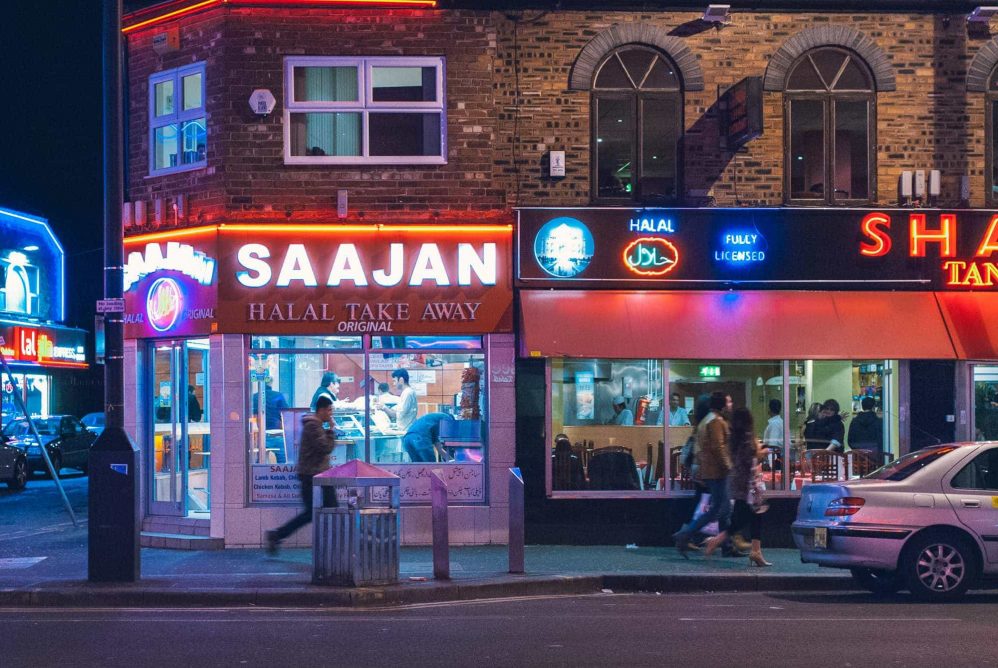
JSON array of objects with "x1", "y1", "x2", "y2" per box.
[{"x1": 0, "y1": 2, "x2": 105, "y2": 330}]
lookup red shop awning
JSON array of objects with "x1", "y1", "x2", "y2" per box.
[
  {"x1": 935, "y1": 292, "x2": 998, "y2": 359},
  {"x1": 519, "y1": 290, "x2": 956, "y2": 360}
]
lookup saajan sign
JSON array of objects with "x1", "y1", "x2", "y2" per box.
[{"x1": 124, "y1": 223, "x2": 514, "y2": 337}]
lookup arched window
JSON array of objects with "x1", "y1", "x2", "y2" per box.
[
  {"x1": 592, "y1": 46, "x2": 682, "y2": 204},
  {"x1": 987, "y1": 68, "x2": 998, "y2": 204},
  {"x1": 785, "y1": 47, "x2": 875, "y2": 204}
]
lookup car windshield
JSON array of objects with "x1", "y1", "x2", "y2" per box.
[
  {"x1": 2, "y1": 418, "x2": 60, "y2": 437},
  {"x1": 82, "y1": 414, "x2": 104, "y2": 427},
  {"x1": 864, "y1": 445, "x2": 960, "y2": 481}
]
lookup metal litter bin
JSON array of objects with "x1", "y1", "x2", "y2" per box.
[{"x1": 312, "y1": 460, "x2": 400, "y2": 586}]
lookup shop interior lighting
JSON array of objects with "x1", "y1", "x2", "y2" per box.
[
  {"x1": 968, "y1": 7, "x2": 998, "y2": 23},
  {"x1": 123, "y1": 0, "x2": 438, "y2": 34}
]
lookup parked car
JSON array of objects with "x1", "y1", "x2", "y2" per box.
[
  {"x1": 81, "y1": 412, "x2": 105, "y2": 437},
  {"x1": 793, "y1": 442, "x2": 998, "y2": 601},
  {"x1": 1, "y1": 415, "x2": 96, "y2": 476},
  {"x1": 0, "y1": 435, "x2": 28, "y2": 490}
]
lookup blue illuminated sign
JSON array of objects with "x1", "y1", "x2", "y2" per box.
[
  {"x1": 714, "y1": 228, "x2": 768, "y2": 265},
  {"x1": 533, "y1": 217, "x2": 595, "y2": 278},
  {"x1": 628, "y1": 217, "x2": 676, "y2": 234}
]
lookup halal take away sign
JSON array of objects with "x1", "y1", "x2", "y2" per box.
[{"x1": 217, "y1": 224, "x2": 513, "y2": 335}]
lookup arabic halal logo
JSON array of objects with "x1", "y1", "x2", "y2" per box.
[
  {"x1": 533, "y1": 217, "x2": 595, "y2": 278},
  {"x1": 147, "y1": 277, "x2": 183, "y2": 332},
  {"x1": 623, "y1": 237, "x2": 679, "y2": 277}
]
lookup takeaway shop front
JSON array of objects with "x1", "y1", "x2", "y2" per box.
[
  {"x1": 123, "y1": 222, "x2": 514, "y2": 548},
  {"x1": 515, "y1": 207, "x2": 998, "y2": 547},
  {"x1": 0, "y1": 207, "x2": 88, "y2": 426}
]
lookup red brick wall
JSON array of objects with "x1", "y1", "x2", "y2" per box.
[
  {"x1": 124, "y1": 6, "x2": 994, "y2": 234},
  {"x1": 125, "y1": 8, "x2": 504, "y2": 229}
]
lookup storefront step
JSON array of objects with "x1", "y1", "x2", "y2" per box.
[{"x1": 140, "y1": 531, "x2": 225, "y2": 551}]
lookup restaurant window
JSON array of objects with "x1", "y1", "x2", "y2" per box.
[
  {"x1": 973, "y1": 365, "x2": 998, "y2": 441},
  {"x1": 591, "y1": 46, "x2": 682, "y2": 204},
  {"x1": 989, "y1": 69, "x2": 998, "y2": 205},
  {"x1": 785, "y1": 47, "x2": 874, "y2": 205},
  {"x1": 547, "y1": 357, "x2": 898, "y2": 498},
  {"x1": 284, "y1": 56, "x2": 446, "y2": 165},
  {"x1": 149, "y1": 62, "x2": 207, "y2": 175},
  {"x1": 248, "y1": 336, "x2": 487, "y2": 504}
]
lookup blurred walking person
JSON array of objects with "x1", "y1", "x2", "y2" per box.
[
  {"x1": 704, "y1": 407, "x2": 772, "y2": 566},
  {"x1": 672, "y1": 391, "x2": 732, "y2": 558}
]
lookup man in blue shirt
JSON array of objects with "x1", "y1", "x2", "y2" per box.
[
  {"x1": 657, "y1": 392, "x2": 691, "y2": 426},
  {"x1": 402, "y1": 412, "x2": 455, "y2": 463},
  {"x1": 252, "y1": 380, "x2": 289, "y2": 463}
]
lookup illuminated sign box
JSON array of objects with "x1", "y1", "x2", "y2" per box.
[
  {"x1": 124, "y1": 223, "x2": 513, "y2": 338},
  {"x1": 517, "y1": 208, "x2": 998, "y2": 291}
]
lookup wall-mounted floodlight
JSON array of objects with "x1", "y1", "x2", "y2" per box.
[
  {"x1": 968, "y1": 7, "x2": 998, "y2": 23},
  {"x1": 702, "y1": 4, "x2": 731, "y2": 25}
]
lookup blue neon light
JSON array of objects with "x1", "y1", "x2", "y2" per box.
[
  {"x1": 533, "y1": 216, "x2": 595, "y2": 278},
  {"x1": 0, "y1": 207, "x2": 66, "y2": 322},
  {"x1": 714, "y1": 226, "x2": 768, "y2": 266}
]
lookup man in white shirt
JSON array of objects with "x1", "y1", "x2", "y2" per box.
[
  {"x1": 656, "y1": 392, "x2": 691, "y2": 426},
  {"x1": 763, "y1": 399, "x2": 784, "y2": 451},
  {"x1": 384, "y1": 368, "x2": 418, "y2": 431}
]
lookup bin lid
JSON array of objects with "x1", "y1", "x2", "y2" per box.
[{"x1": 313, "y1": 459, "x2": 400, "y2": 487}]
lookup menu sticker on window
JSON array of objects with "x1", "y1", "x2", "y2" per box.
[{"x1": 575, "y1": 371, "x2": 594, "y2": 420}]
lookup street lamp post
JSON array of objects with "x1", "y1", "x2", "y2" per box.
[{"x1": 89, "y1": 0, "x2": 139, "y2": 583}]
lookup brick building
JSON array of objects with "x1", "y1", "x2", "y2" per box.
[{"x1": 120, "y1": 0, "x2": 998, "y2": 548}]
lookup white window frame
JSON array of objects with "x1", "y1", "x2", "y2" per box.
[
  {"x1": 148, "y1": 62, "x2": 207, "y2": 177},
  {"x1": 283, "y1": 56, "x2": 447, "y2": 165}
]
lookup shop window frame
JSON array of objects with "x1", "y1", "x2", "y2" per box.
[
  {"x1": 148, "y1": 62, "x2": 207, "y2": 177},
  {"x1": 590, "y1": 45, "x2": 684, "y2": 206},
  {"x1": 245, "y1": 335, "x2": 489, "y2": 506},
  {"x1": 283, "y1": 55, "x2": 447, "y2": 166},
  {"x1": 783, "y1": 47, "x2": 876, "y2": 207}
]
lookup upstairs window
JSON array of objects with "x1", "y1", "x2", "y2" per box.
[
  {"x1": 987, "y1": 69, "x2": 998, "y2": 205},
  {"x1": 592, "y1": 46, "x2": 683, "y2": 204},
  {"x1": 149, "y1": 63, "x2": 207, "y2": 176},
  {"x1": 284, "y1": 56, "x2": 446, "y2": 165},
  {"x1": 785, "y1": 47, "x2": 875, "y2": 205}
]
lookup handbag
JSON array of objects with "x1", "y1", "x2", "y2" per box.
[
  {"x1": 680, "y1": 435, "x2": 696, "y2": 470},
  {"x1": 748, "y1": 458, "x2": 769, "y2": 514}
]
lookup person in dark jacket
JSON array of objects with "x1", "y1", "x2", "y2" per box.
[
  {"x1": 848, "y1": 396, "x2": 884, "y2": 460},
  {"x1": 402, "y1": 412, "x2": 454, "y2": 463},
  {"x1": 552, "y1": 434, "x2": 585, "y2": 490},
  {"x1": 808, "y1": 399, "x2": 845, "y2": 452},
  {"x1": 309, "y1": 371, "x2": 340, "y2": 412},
  {"x1": 265, "y1": 395, "x2": 337, "y2": 555}
]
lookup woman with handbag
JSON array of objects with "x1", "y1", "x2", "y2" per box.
[{"x1": 704, "y1": 407, "x2": 772, "y2": 567}]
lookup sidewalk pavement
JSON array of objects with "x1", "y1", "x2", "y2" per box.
[{"x1": 0, "y1": 543, "x2": 854, "y2": 608}]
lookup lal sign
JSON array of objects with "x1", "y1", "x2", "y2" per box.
[{"x1": 124, "y1": 224, "x2": 513, "y2": 338}]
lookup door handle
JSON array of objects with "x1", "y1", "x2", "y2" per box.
[{"x1": 961, "y1": 499, "x2": 981, "y2": 508}]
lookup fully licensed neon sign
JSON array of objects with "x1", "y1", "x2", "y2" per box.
[
  {"x1": 859, "y1": 212, "x2": 998, "y2": 287},
  {"x1": 235, "y1": 242, "x2": 497, "y2": 288}
]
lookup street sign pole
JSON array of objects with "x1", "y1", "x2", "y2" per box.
[{"x1": 89, "y1": 0, "x2": 139, "y2": 583}]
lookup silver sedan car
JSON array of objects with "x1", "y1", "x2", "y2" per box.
[{"x1": 793, "y1": 442, "x2": 998, "y2": 600}]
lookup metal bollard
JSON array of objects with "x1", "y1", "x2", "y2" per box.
[
  {"x1": 508, "y1": 467, "x2": 524, "y2": 574},
  {"x1": 430, "y1": 468, "x2": 450, "y2": 580}
]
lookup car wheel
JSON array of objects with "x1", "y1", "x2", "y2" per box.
[
  {"x1": 850, "y1": 567, "x2": 902, "y2": 595},
  {"x1": 48, "y1": 453, "x2": 62, "y2": 477},
  {"x1": 902, "y1": 532, "x2": 979, "y2": 602},
  {"x1": 6, "y1": 458, "x2": 27, "y2": 490}
]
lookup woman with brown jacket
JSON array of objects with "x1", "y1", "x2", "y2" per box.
[{"x1": 672, "y1": 391, "x2": 732, "y2": 557}]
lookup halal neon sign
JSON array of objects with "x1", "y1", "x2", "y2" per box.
[{"x1": 623, "y1": 237, "x2": 679, "y2": 277}]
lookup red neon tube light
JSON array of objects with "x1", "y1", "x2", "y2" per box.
[
  {"x1": 123, "y1": 0, "x2": 438, "y2": 34},
  {"x1": 124, "y1": 223, "x2": 511, "y2": 244}
]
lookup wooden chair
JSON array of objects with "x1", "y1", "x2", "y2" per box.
[
  {"x1": 653, "y1": 440, "x2": 665, "y2": 489},
  {"x1": 669, "y1": 447, "x2": 694, "y2": 490},
  {"x1": 848, "y1": 449, "x2": 878, "y2": 477},
  {"x1": 807, "y1": 450, "x2": 844, "y2": 482}
]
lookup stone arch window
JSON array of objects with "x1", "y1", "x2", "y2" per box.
[
  {"x1": 785, "y1": 47, "x2": 876, "y2": 205},
  {"x1": 986, "y1": 67, "x2": 998, "y2": 205},
  {"x1": 592, "y1": 46, "x2": 683, "y2": 204}
]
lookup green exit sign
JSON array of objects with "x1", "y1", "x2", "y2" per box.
[{"x1": 699, "y1": 365, "x2": 721, "y2": 378}]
